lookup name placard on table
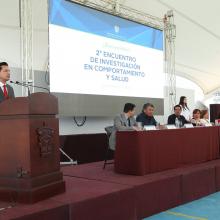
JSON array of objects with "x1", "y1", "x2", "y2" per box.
[{"x1": 144, "y1": 125, "x2": 157, "y2": 131}]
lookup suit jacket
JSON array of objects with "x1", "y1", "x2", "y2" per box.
[
  {"x1": 136, "y1": 112, "x2": 157, "y2": 126},
  {"x1": 0, "y1": 84, "x2": 15, "y2": 103},
  {"x1": 109, "y1": 113, "x2": 136, "y2": 150}
]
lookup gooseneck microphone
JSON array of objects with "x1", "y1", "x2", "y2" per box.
[
  {"x1": 10, "y1": 80, "x2": 31, "y2": 96},
  {"x1": 10, "y1": 80, "x2": 50, "y2": 96}
]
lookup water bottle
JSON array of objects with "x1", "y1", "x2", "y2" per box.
[
  {"x1": 179, "y1": 120, "x2": 183, "y2": 128},
  {"x1": 175, "y1": 117, "x2": 180, "y2": 128}
]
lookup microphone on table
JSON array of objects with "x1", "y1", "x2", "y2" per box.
[{"x1": 10, "y1": 80, "x2": 50, "y2": 96}]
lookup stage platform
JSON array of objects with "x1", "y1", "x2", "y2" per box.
[{"x1": 1, "y1": 160, "x2": 220, "y2": 220}]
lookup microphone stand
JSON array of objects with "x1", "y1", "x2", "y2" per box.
[
  {"x1": 10, "y1": 81, "x2": 31, "y2": 96},
  {"x1": 10, "y1": 81, "x2": 50, "y2": 96},
  {"x1": 17, "y1": 81, "x2": 50, "y2": 93}
]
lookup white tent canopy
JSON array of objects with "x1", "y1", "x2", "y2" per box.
[
  {"x1": 0, "y1": 0, "x2": 220, "y2": 95},
  {"x1": 124, "y1": 0, "x2": 220, "y2": 95}
]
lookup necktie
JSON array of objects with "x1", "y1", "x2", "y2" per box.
[
  {"x1": 128, "y1": 118, "x2": 131, "y2": 127},
  {"x1": 3, "y1": 85, "x2": 8, "y2": 99}
]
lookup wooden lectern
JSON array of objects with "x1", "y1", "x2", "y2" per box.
[{"x1": 0, "y1": 93, "x2": 65, "y2": 203}]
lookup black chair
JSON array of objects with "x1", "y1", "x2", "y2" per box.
[{"x1": 103, "y1": 126, "x2": 114, "y2": 169}]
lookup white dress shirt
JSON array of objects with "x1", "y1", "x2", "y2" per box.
[
  {"x1": 0, "y1": 81, "x2": 8, "y2": 93},
  {"x1": 200, "y1": 118, "x2": 211, "y2": 126},
  {"x1": 180, "y1": 105, "x2": 191, "y2": 121}
]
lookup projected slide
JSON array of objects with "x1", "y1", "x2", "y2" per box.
[{"x1": 49, "y1": 0, "x2": 164, "y2": 98}]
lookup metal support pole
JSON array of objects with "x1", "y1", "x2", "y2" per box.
[
  {"x1": 20, "y1": 0, "x2": 34, "y2": 96},
  {"x1": 164, "y1": 10, "x2": 176, "y2": 114}
]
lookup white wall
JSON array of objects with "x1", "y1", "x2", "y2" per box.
[{"x1": 59, "y1": 117, "x2": 113, "y2": 135}]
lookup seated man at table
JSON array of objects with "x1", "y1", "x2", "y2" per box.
[
  {"x1": 167, "y1": 105, "x2": 188, "y2": 127},
  {"x1": 109, "y1": 103, "x2": 138, "y2": 150},
  {"x1": 136, "y1": 103, "x2": 157, "y2": 127}
]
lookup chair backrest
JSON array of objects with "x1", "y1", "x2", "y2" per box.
[{"x1": 105, "y1": 126, "x2": 114, "y2": 138}]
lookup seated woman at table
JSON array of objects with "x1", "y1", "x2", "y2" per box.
[
  {"x1": 191, "y1": 109, "x2": 202, "y2": 126},
  {"x1": 200, "y1": 109, "x2": 211, "y2": 125}
]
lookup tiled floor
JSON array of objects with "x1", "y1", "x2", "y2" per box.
[{"x1": 144, "y1": 192, "x2": 220, "y2": 220}]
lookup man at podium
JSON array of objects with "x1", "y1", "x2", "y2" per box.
[{"x1": 0, "y1": 62, "x2": 15, "y2": 102}]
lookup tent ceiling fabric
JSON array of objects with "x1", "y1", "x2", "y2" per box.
[
  {"x1": 1, "y1": 0, "x2": 220, "y2": 95},
  {"x1": 123, "y1": 0, "x2": 220, "y2": 94}
]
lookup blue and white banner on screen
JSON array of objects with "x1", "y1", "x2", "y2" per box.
[{"x1": 49, "y1": 0, "x2": 164, "y2": 98}]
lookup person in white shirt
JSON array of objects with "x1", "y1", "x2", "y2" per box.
[
  {"x1": 200, "y1": 109, "x2": 211, "y2": 125},
  {"x1": 191, "y1": 109, "x2": 203, "y2": 126},
  {"x1": 179, "y1": 96, "x2": 191, "y2": 122}
]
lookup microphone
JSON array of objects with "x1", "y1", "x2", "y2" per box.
[
  {"x1": 10, "y1": 80, "x2": 31, "y2": 96},
  {"x1": 10, "y1": 80, "x2": 50, "y2": 95},
  {"x1": 16, "y1": 81, "x2": 50, "y2": 93}
]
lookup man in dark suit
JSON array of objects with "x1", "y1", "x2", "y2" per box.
[
  {"x1": 136, "y1": 103, "x2": 157, "y2": 126},
  {"x1": 168, "y1": 105, "x2": 188, "y2": 127},
  {"x1": 0, "y1": 62, "x2": 15, "y2": 103}
]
